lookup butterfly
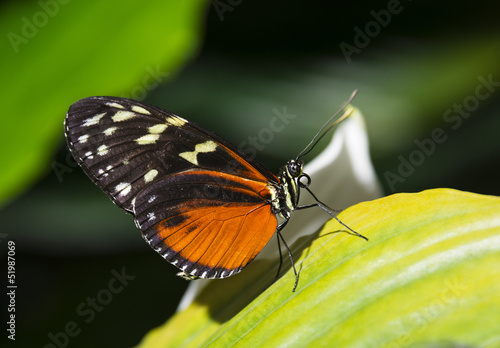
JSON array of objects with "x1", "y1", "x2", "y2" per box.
[{"x1": 64, "y1": 90, "x2": 366, "y2": 291}]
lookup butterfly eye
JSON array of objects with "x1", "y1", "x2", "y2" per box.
[{"x1": 287, "y1": 160, "x2": 302, "y2": 178}]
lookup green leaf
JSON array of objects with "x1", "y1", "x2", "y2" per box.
[
  {"x1": 0, "y1": 0, "x2": 207, "y2": 206},
  {"x1": 137, "y1": 188, "x2": 500, "y2": 347}
]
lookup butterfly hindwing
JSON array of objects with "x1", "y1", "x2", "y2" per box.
[
  {"x1": 134, "y1": 170, "x2": 278, "y2": 278},
  {"x1": 65, "y1": 96, "x2": 281, "y2": 278}
]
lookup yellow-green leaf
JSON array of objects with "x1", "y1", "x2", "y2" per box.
[{"x1": 138, "y1": 188, "x2": 500, "y2": 347}]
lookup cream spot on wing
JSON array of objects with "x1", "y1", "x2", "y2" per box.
[
  {"x1": 115, "y1": 182, "x2": 131, "y2": 196},
  {"x1": 196, "y1": 140, "x2": 217, "y2": 153},
  {"x1": 131, "y1": 105, "x2": 151, "y2": 115},
  {"x1": 106, "y1": 102, "x2": 125, "y2": 109},
  {"x1": 121, "y1": 185, "x2": 131, "y2": 196},
  {"x1": 78, "y1": 134, "x2": 89, "y2": 143},
  {"x1": 98, "y1": 169, "x2": 104, "y2": 175},
  {"x1": 112, "y1": 110, "x2": 135, "y2": 122},
  {"x1": 179, "y1": 140, "x2": 218, "y2": 165},
  {"x1": 97, "y1": 144, "x2": 109, "y2": 156},
  {"x1": 148, "y1": 124, "x2": 168, "y2": 134},
  {"x1": 106, "y1": 165, "x2": 113, "y2": 171},
  {"x1": 147, "y1": 212, "x2": 156, "y2": 221},
  {"x1": 84, "y1": 151, "x2": 93, "y2": 159},
  {"x1": 82, "y1": 113, "x2": 106, "y2": 127},
  {"x1": 148, "y1": 195, "x2": 157, "y2": 203},
  {"x1": 179, "y1": 151, "x2": 198, "y2": 165},
  {"x1": 136, "y1": 134, "x2": 159, "y2": 145},
  {"x1": 103, "y1": 126, "x2": 117, "y2": 136},
  {"x1": 167, "y1": 116, "x2": 187, "y2": 126},
  {"x1": 144, "y1": 169, "x2": 158, "y2": 183}
]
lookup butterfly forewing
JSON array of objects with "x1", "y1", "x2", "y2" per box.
[{"x1": 65, "y1": 96, "x2": 281, "y2": 279}]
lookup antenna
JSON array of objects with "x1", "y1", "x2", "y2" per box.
[{"x1": 296, "y1": 90, "x2": 358, "y2": 161}]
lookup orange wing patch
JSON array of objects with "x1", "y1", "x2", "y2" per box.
[{"x1": 154, "y1": 202, "x2": 277, "y2": 278}]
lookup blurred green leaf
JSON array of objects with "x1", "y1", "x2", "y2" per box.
[
  {"x1": 137, "y1": 189, "x2": 500, "y2": 347},
  {"x1": 0, "y1": 0, "x2": 207, "y2": 206}
]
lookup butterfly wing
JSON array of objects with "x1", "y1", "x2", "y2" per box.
[
  {"x1": 134, "y1": 171, "x2": 277, "y2": 278},
  {"x1": 65, "y1": 96, "x2": 280, "y2": 278}
]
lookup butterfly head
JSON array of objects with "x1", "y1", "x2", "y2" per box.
[
  {"x1": 286, "y1": 159, "x2": 303, "y2": 179},
  {"x1": 284, "y1": 159, "x2": 312, "y2": 200}
]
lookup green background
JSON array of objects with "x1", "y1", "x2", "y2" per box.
[{"x1": 0, "y1": 0, "x2": 499, "y2": 346}]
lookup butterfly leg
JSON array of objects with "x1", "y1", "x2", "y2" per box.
[
  {"x1": 273, "y1": 219, "x2": 300, "y2": 292},
  {"x1": 274, "y1": 218, "x2": 290, "y2": 283},
  {"x1": 274, "y1": 231, "x2": 283, "y2": 283},
  {"x1": 296, "y1": 186, "x2": 368, "y2": 241}
]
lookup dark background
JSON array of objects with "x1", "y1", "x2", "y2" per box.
[{"x1": 2, "y1": 1, "x2": 499, "y2": 347}]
